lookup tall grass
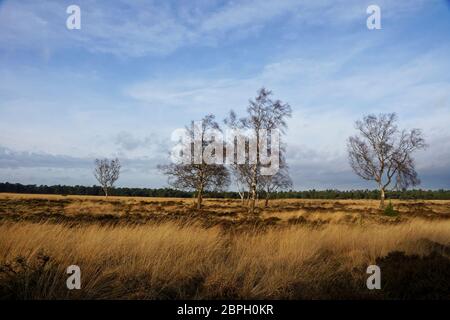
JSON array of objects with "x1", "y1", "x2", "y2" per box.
[{"x1": 1, "y1": 219, "x2": 449, "y2": 299}]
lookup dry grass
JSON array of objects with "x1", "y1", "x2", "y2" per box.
[
  {"x1": 1, "y1": 193, "x2": 450, "y2": 228},
  {"x1": 1, "y1": 219, "x2": 449, "y2": 299},
  {"x1": 1, "y1": 193, "x2": 450, "y2": 299}
]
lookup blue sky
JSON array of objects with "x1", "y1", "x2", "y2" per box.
[{"x1": 0, "y1": 0, "x2": 449, "y2": 189}]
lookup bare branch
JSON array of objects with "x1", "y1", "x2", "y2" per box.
[
  {"x1": 347, "y1": 113, "x2": 427, "y2": 207},
  {"x1": 93, "y1": 158, "x2": 121, "y2": 197}
]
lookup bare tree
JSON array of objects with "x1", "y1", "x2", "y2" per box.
[
  {"x1": 159, "y1": 114, "x2": 230, "y2": 209},
  {"x1": 159, "y1": 162, "x2": 229, "y2": 209},
  {"x1": 223, "y1": 121, "x2": 253, "y2": 206},
  {"x1": 226, "y1": 88, "x2": 292, "y2": 214},
  {"x1": 259, "y1": 161, "x2": 293, "y2": 207},
  {"x1": 230, "y1": 163, "x2": 252, "y2": 205},
  {"x1": 93, "y1": 158, "x2": 121, "y2": 197},
  {"x1": 347, "y1": 113, "x2": 427, "y2": 208}
]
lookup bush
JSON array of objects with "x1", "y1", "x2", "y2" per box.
[{"x1": 383, "y1": 201, "x2": 398, "y2": 216}]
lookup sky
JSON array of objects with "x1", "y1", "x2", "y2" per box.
[{"x1": 0, "y1": 0, "x2": 449, "y2": 190}]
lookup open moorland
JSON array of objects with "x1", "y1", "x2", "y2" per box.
[{"x1": 1, "y1": 193, "x2": 450, "y2": 299}]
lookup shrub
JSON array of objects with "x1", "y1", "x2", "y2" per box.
[{"x1": 384, "y1": 201, "x2": 398, "y2": 216}]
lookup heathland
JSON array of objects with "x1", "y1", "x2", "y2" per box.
[{"x1": 1, "y1": 193, "x2": 449, "y2": 299}]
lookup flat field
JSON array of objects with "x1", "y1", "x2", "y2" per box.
[{"x1": 1, "y1": 193, "x2": 449, "y2": 299}]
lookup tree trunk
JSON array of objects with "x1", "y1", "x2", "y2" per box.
[
  {"x1": 249, "y1": 181, "x2": 257, "y2": 213},
  {"x1": 249, "y1": 163, "x2": 258, "y2": 213},
  {"x1": 245, "y1": 192, "x2": 250, "y2": 206},
  {"x1": 380, "y1": 187, "x2": 385, "y2": 209},
  {"x1": 249, "y1": 130, "x2": 260, "y2": 214},
  {"x1": 196, "y1": 167, "x2": 205, "y2": 210},
  {"x1": 240, "y1": 192, "x2": 245, "y2": 205},
  {"x1": 264, "y1": 193, "x2": 269, "y2": 207},
  {"x1": 196, "y1": 185, "x2": 203, "y2": 209},
  {"x1": 103, "y1": 186, "x2": 108, "y2": 197}
]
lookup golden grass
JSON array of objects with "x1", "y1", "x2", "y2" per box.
[
  {"x1": 2, "y1": 192, "x2": 450, "y2": 208},
  {"x1": 1, "y1": 193, "x2": 449, "y2": 299},
  {"x1": 0, "y1": 193, "x2": 189, "y2": 201},
  {"x1": 1, "y1": 193, "x2": 450, "y2": 228},
  {"x1": 1, "y1": 219, "x2": 449, "y2": 299}
]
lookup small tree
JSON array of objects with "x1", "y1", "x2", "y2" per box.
[
  {"x1": 93, "y1": 158, "x2": 121, "y2": 197},
  {"x1": 159, "y1": 162, "x2": 229, "y2": 209},
  {"x1": 223, "y1": 121, "x2": 253, "y2": 206},
  {"x1": 347, "y1": 113, "x2": 426, "y2": 208},
  {"x1": 259, "y1": 162, "x2": 293, "y2": 207},
  {"x1": 159, "y1": 114, "x2": 230, "y2": 209},
  {"x1": 230, "y1": 163, "x2": 253, "y2": 205}
]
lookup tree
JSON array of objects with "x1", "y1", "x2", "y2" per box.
[
  {"x1": 159, "y1": 114, "x2": 230, "y2": 209},
  {"x1": 347, "y1": 113, "x2": 427, "y2": 208},
  {"x1": 93, "y1": 158, "x2": 121, "y2": 197},
  {"x1": 226, "y1": 88, "x2": 292, "y2": 213},
  {"x1": 223, "y1": 120, "x2": 253, "y2": 205},
  {"x1": 259, "y1": 161, "x2": 293, "y2": 207},
  {"x1": 230, "y1": 163, "x2": 253, "y2": 205}
]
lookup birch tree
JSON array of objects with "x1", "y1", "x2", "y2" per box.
[
  {"x1": 93, "y1": 158, "x2": 121, "y2": 197},
  {"x1": 226, "y1": 88, "x2": 292, "y2": 214},
  {"x1": 347, "y1": 113, "x2": 427, "y2": 208},
  {"x1": 159, "y1": 114, "x2": 230, "y2": 209}
]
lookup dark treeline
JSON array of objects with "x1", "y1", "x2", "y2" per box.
[{"x1": 1, "y1": 182, "x2": 450, "y2": 200}]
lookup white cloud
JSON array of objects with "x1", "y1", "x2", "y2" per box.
[
  {"x1": 1, "y1": 0, "x2": 448, "y2": 189},
  {"x1": 124, "y1": 48, "x2": 450, "y2": 189},
  {"x1": 0, "y1": 0, "x2": 432, "y2": 58}
]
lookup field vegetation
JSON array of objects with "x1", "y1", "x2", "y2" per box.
[{"x1": 1, "y1": 193, "x2": 449, "y2": 299}]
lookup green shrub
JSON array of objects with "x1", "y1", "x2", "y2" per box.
[{"x1": 384, "y1": 201, "x2": 398, "y2": 216}]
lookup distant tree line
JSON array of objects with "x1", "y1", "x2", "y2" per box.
[
  {"x1": 2, "y1": 182, "x2": 450, "y2": 200},
  {"x1": 0, "y1": 182, "x2": 192, "y2": 198}
]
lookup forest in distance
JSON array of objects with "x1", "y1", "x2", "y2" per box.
[{"x1": 2, "y1": 182, "x2": 450, "y2": 200}]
